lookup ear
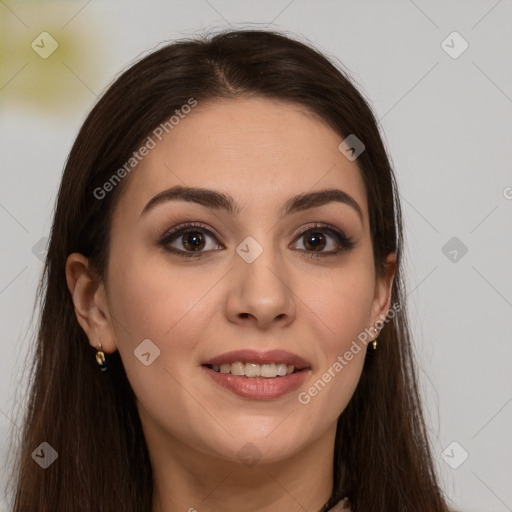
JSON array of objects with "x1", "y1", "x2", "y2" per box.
[
  {"x1": 370, "y1": 252, "x2": 397, "y2": 334},
  {"x1": 65, "y1": 253, "x2": 118, "y2": 353}
]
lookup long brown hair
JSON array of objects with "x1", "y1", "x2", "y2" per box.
[{"x1": 10, "y1": 29, "x2": 450, "y2": 511}]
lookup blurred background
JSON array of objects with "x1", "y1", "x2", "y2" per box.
[{"x1": 1, "y1": 1, "x2": 511, "y2": 510}]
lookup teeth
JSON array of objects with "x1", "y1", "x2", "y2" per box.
[
  {"x1": 245, "y1": 362, "x2": 260, "y2": 378},
  {"x1": 260, "y1": 363, "x2": 276, "y2": 378},
  {"x1": 276, "y1": 363, "x2": 287, "y2": 376},
  {"x1": 209, "y1": 361, "x2": 298, "y2": 378},
  {"x1": 231, "y1": 361, "x2": 245, "y2": 376}
]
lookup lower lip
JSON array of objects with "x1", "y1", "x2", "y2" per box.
[{"x1": 202, "y1": 366, "x2": 309, "y2": 400}]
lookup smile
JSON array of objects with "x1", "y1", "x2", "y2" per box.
[{"x1": 201, "y1": 349, "x2": 311, "y2": 400}]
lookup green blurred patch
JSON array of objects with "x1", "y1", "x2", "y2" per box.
[{"x1": 0, "y1": 0, "x2": 105, "y2": 115}]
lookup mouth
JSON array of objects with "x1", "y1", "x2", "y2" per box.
[{"x1": 202, "y1": 349, "x2": 311, "y2": 400}]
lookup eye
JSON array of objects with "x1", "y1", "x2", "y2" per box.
[
  {"x1": 290, "y1": 223, "x2": 355, "y2": 258},
  {"x1": 158, "y1": 222, "x2": 223, "y2": 258}
]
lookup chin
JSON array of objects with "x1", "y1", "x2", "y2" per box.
[{"x1": 205, "y1": 426, "x2": 313, "y2": 467}]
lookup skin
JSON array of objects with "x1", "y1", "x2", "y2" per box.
[{"x1": 66, "y1": 97, "x2": 396, "y2": 512}]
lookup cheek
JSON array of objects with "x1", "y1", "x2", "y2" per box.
[
  {"x1": 302, "y1": 258, "x2": 375, "y2": 346},
  {"x1": 107, "y1": 250, "x2": 212, "y2": 345},
  {"x1": 105, "y1": 249, "x2": 223, "y2": 410},
  {"x1": 295, "y1": 260, "x2": 374, "y2": 411}
]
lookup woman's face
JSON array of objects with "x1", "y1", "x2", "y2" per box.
[{"x1": 99, "y1": 97, "x2": 395, "y2": 465}]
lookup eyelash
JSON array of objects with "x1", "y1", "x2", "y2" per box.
[{"x1": 157, "y1": 221, "x2": 355, "y2": 259}]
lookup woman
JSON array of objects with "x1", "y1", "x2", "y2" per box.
[{"x1": 11, "y1": 29, "x2": 451, "y2": 511}]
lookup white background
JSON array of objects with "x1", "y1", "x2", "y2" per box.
[{"x1": 1, "y1": 1, "x2": 511, "y2": 511}]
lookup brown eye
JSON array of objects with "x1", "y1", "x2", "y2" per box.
[
  {"x1": 303, "y1": 231, "x2": 327, "y2": 251},
  {"x1": 291, "y1": 224, "x2": 356, "y2": 258},
  {"x1": 181, "y1": 231, "x2": 206, "y2": 251},
  {"x1": 158, "y1": 222, "x2": 224, "y2": 258}
]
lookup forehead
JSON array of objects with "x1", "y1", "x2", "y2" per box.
[{"x1": 114, "y1": 97, "x2": 368, "y2": 225}]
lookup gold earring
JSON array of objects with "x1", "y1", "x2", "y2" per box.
[
  {"x1": 95, "y1": 343, "x2": 107, "y2": 371},
  {"x1": 371, "y1": 327, "x2": 378, "y2": 350}
]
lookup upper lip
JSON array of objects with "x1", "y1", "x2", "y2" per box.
[{"x1": 203, "y1": 349, "x2": 311, "y2": 370}]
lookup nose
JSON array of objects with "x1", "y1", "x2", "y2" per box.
[{"x1": 225, "y1": 239, "x2": 297, "y2": 330}]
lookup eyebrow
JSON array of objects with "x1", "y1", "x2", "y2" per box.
[{"x1": 140, "y1": 185, "x2": 364, "y2": 224}]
